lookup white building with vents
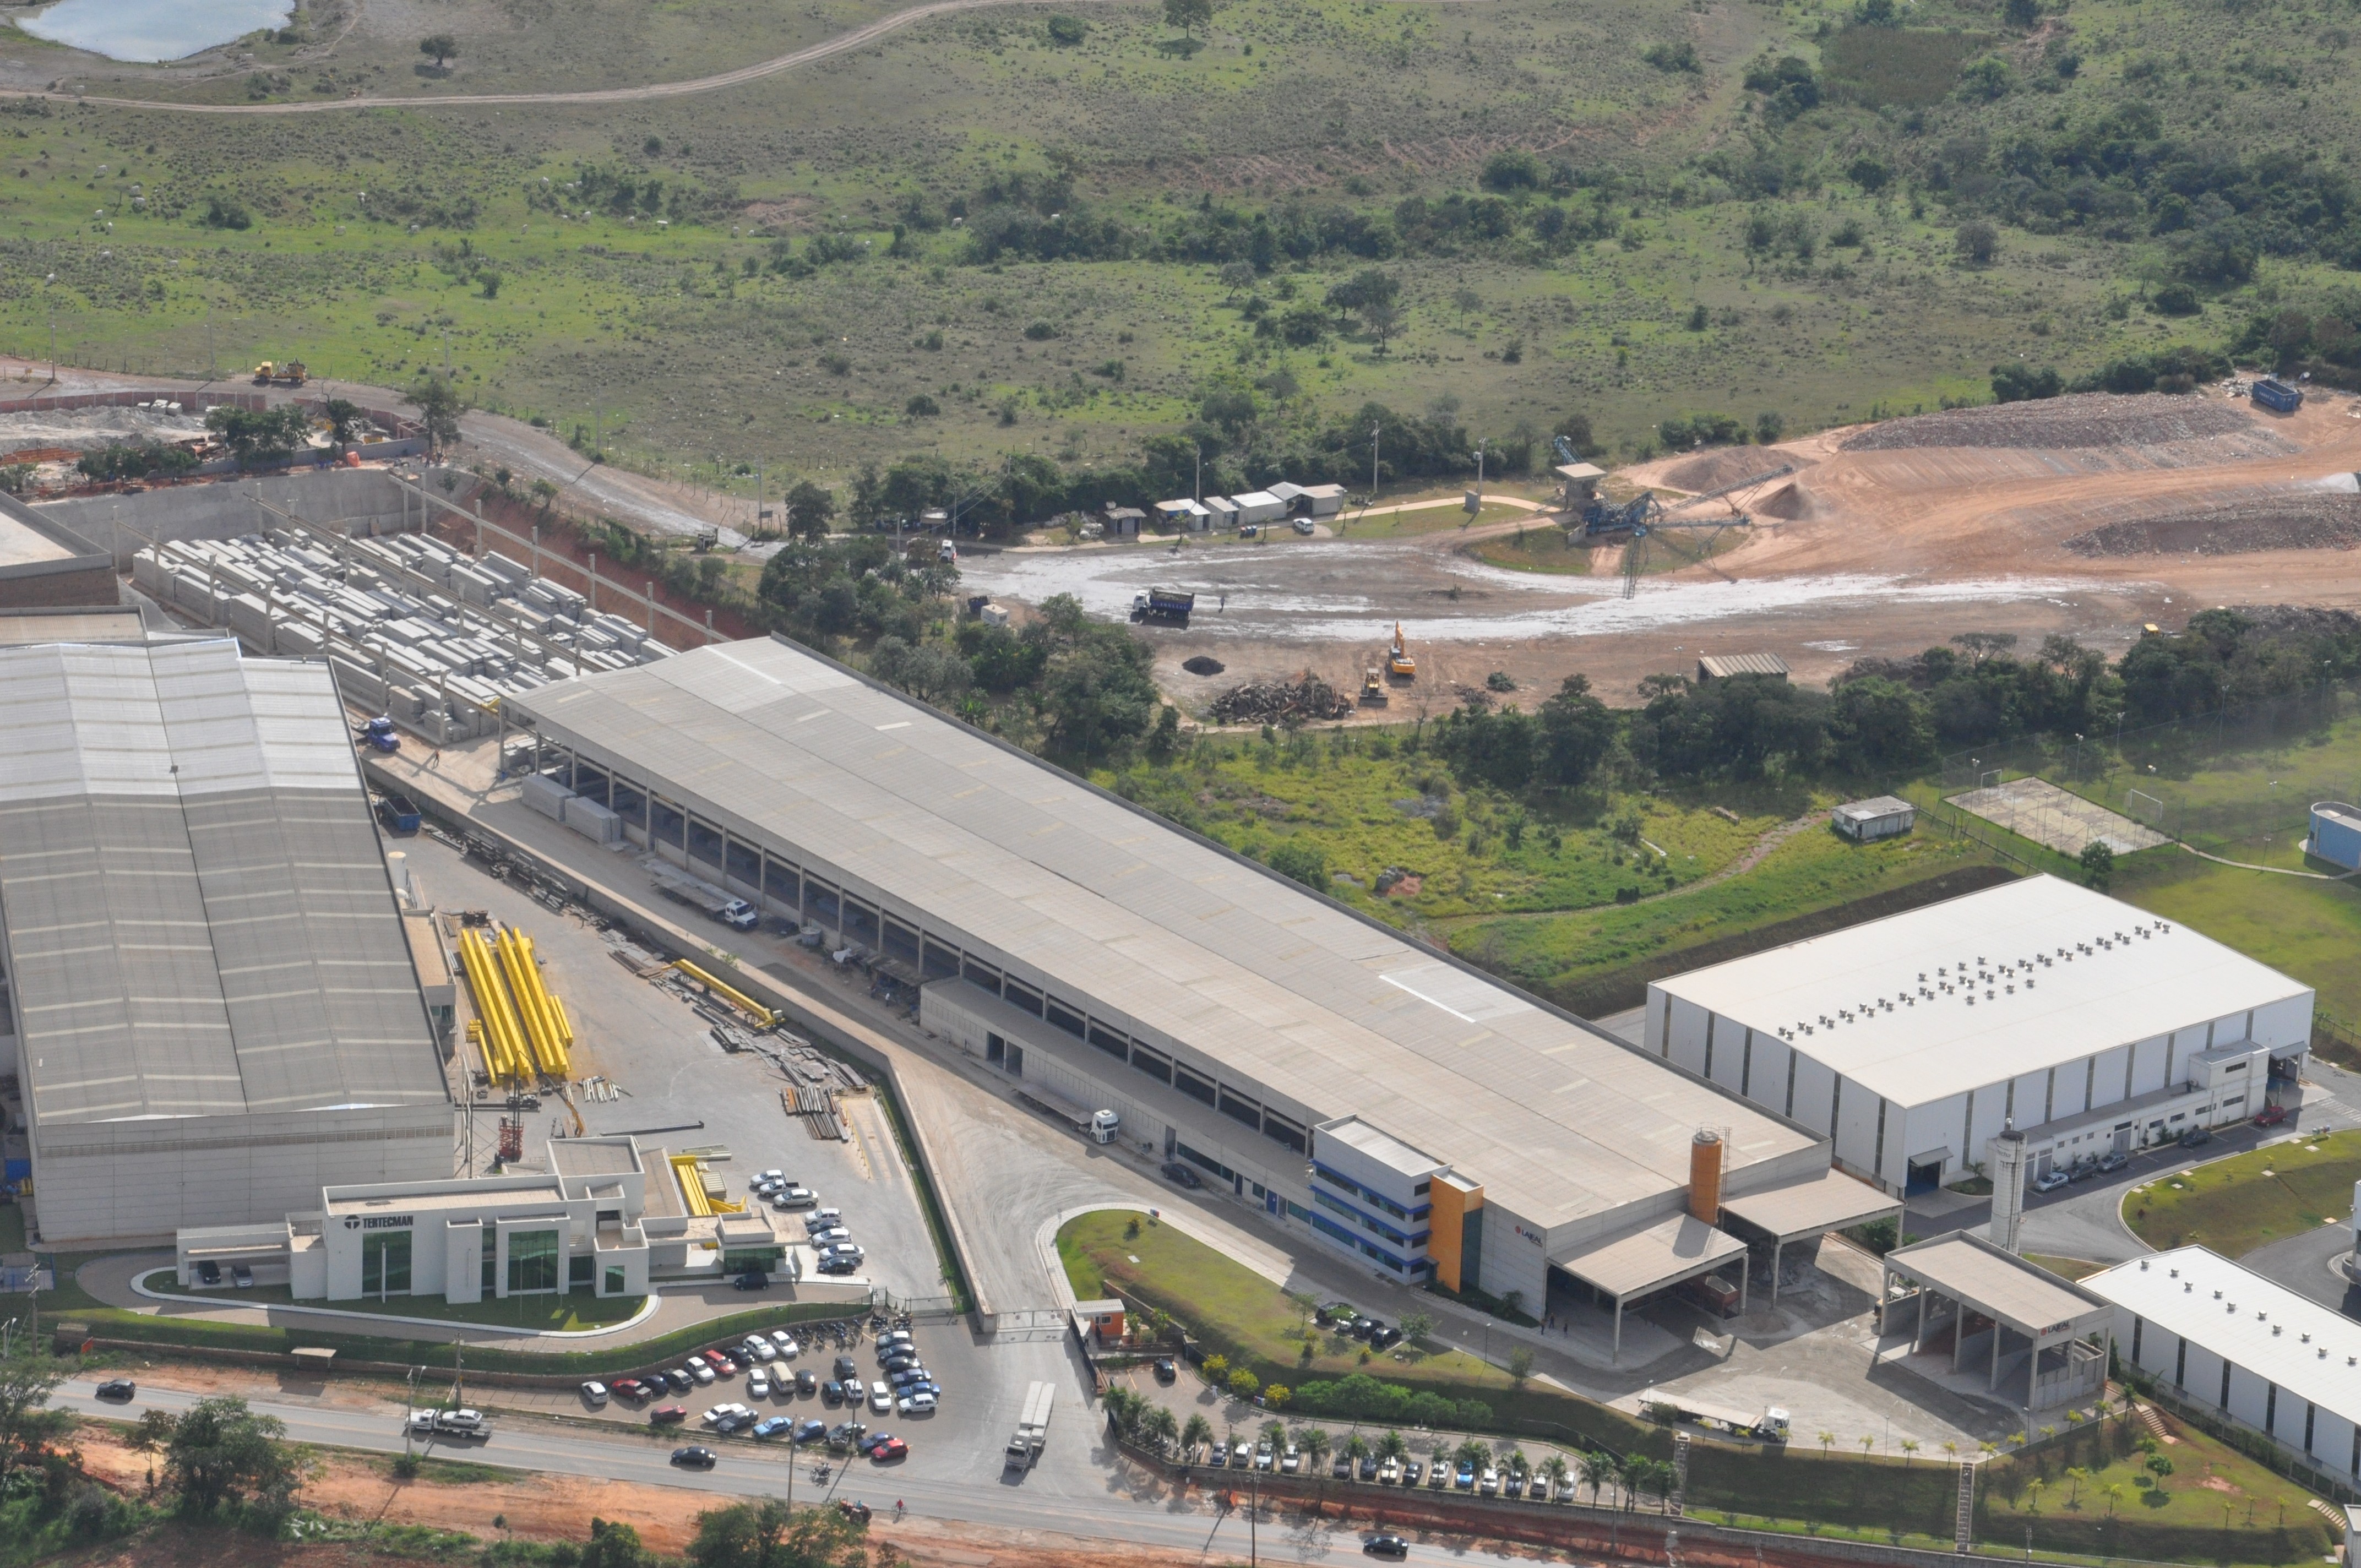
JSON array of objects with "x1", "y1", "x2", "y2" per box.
[
  {"x1": 1644, "y1": 876, "x2": 2313, "y2": 1197},
  {"x1": 1, "y1": 638, "x2": 453, "y2": 1244}
]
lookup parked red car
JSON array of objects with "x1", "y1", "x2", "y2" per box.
[
  {"x1": 2254, "y1": 1105, "x2": 2289, "y2": 1128},
  {"x1": 871, "y1": 1436, "x2": 908, "y2": 1461},
  {"x1": 610, "y1": 1378, "x2": 645, "y2": 1399},
  {"x1": 650, "y1": 1405, "x2": 688, "y2": 1424}
]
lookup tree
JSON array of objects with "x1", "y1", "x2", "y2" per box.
[
  {"x1": 1163, "y1": 0, "x2": 1214, "y2": 37},
  {"x1": 1182, "y1": 1413, "x2": 1216, "y2": 1456},
  {"x1": 1361, "y1": 298, "x2": 1402, "y2": 353},
  {"x1": 1506, "y1": 1347, "x2": 1535, "y2": 1391},
  {"x1": 1537, "y1": 673, "x2": 1614, "y2": 787},
  {"x1": 408, "y1": 372, "x2": 467, "y2": 455},
  {"x1": 1575, "y1": 1449, "x2": 1608, "y2": 1506},
  {"x1": 1267, "y1": 840, "x2": 1329, "y2": 890},
  {"x1": 1817, "y1": 1430, "x2": 1836, "y2": 1457},
  {"x1": 1955, "y1": 220, "x2": 2000, "y2": 264},
  {"x1": 164, "y1": 1396, "x2": 297, "y2": 1517},
  {"x1": 2080, "y1": 840, "x2": 2115, "y2": 888},
  {"x1": 204, "y1": 404, "x2": 313, "y2": 466},
  {"x1": 0, "y1": 1341, "x2": 72, "y2": 1491},
  {"x1": 1540, "y1": 1454, "x2": 1570, "y2": 1501},
  {"x1": 581, "y1": 1519, "x2": 657, "y2": 1568},
  {"x1": 1900, "y1": 1438, "x2": 1920, "y2": 1466},
  {"x1": 782, "y1": 479, "x2": 838, "y2": 540},
  {"x1": 1298, "y1": 1425, "x2": 1332, "y2": 1488},
  {"x1": 1397, "y1": 1311, "x2": 1433, "y2": 1345},
  {"x1": 689, "y1": 1499, "x2": 883, "y2": 1568},
  {"x1": 1227, "y1": 1367, "x2": 1260, "y2": 1400},
  {"x1": 1142, "y1": 1404, "x2": 1180, "y2": 1452},
  {"x1": 420, "y1": 34, "x2": 458, "y2": 67},
  {"x1": 320, "y1": 398, "x2": 364, "y2": 445},
  {"x1": 1346, "y1": 1432, "x2": 1374, "y2": 1471}
]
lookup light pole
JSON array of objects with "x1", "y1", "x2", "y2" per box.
[{"x1": 1369, "y1": 422, "x2": 1380, "y2": 501}]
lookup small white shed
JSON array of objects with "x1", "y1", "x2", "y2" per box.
[{"x1": 1831, "y1": 796, "x2": 1917, "y2": 842}]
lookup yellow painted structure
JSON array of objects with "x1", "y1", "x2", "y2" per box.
[
  {"x1": 669, "y1": 1153, "x2": 744, "y2": 1216},
  {"x1": 458, "y1": 927, "x2": 532, "y2": 1085},
  {"x1": 671, "y1": 960, "x2": 776, "y2": 1029},
  {"x1": 1427, "y1": 1172, "x2": 1483, "y2": 1293},
  {"x1": 455, "y1": 922, "x2": 584, "y2": 1085}
]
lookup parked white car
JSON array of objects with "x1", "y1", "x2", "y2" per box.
[
  {"x1": 747, "y1": 1371, "x2": 770, "y2": 1399},
  {"x1": 769, "y1": 1331, "x2": 799, "y2": 1357},
  {"x1": 869, "y1": 1381, "x2": 893, "y2": 1413}
]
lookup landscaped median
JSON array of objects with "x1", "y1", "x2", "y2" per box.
[
  {"x1": 2123, "y1": 1127, "x2": 2361, "y2": 1256},
  {"x1": 1062, "y1": 1210, "x2": 2333, "y2": 1564}
]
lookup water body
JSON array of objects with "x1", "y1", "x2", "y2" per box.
[{"x1": 18, "y1": 0, "x2": 290, "y2": 62}]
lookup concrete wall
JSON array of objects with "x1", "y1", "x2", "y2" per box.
[
  {"x1": 35, "y1": 468, "x2": 424, "y2": 568},
  {"x1": 29, "y1": 1101, "x2": 453, "y2": 1245}
]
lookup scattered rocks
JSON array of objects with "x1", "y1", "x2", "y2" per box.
[
  {"x1": 1181, "y1": 655, "x2": 1226, "y2": 676},
  {"x1": 1841, "y1": 393, "x2": 2256, "y2": 453},
  {"x1": 1207, "y1": 673, "x2": 1353, "y2": 724}
]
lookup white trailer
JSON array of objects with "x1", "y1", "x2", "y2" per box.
[{"x1": 1005, "y1": 1380, "x2": 1055, "y2": 1470}]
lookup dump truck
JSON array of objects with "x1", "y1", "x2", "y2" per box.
[
  {"x1": 647, "y1": 864, "x2": 760, "y2": 930},
  {"x1": 1015, "y1": 1086, "x2": 1118, "y2": 1144},
  {"x1": 252, "y1": 361, "x2": 308, "y2": 387},
  {"x1": 1130, "y1": 586, "x2": 1196, "y2": 623},
  {"x1": 1005, "y1": 1380, "x2": 1055, "y2": 1471},
  {"x1": 1387, "y1": 622, "x2": 1417, "y2": 680}
]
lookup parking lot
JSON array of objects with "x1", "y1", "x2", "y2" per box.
[{"x1": 401, "y1": 831, "x2": 946, "y2": 1304}]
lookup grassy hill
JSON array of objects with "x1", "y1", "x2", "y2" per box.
[{"x1": 0, "y1": 0, "x2": 2351, "y2": 489}]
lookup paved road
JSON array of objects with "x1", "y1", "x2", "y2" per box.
[{"x1": 50, "y1": 1373, "x2": 1529, "y2": 1565}]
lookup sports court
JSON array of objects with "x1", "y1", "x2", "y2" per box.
[{"x1": 1948, "y1": 776, "x2": 2170, "y2": 856}]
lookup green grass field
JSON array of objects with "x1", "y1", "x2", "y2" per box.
[{"x1": 2123, "y1": 1129, "x2": 2361, "y2": 1256}]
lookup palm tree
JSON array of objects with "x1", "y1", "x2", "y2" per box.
[
  {"x1": 1143, "y1": 1404, "x2": 1179, "y2": 1454},
  {"x1": 2064, "y1": 1465, "x2": 2088, "y2": 1508},
  {"x1": 1454, "y1": 1436, "x2": 1489, "y2": 1474},
  {"x1": 1857, "y1": 1433, "x2": 1875, "y2": 1458},
  {"x1": 1900, "y1": 1438, "x2": 1920, "y2": 1466},
  {"x1": 1345, "y1": 1432, "x2": 1373, "y2": 1476},
  {"x1": 1299, "y1": 1425, "x2": 1332, "y2": 1501},
  {"x1": 2103, "y1": 1482, "x2": 2125, "y2": 1515},
  {"x1": 2026, "y1": 1477, "x2": 2049, "y2": 1514},
  {"x1": 1608, "y1": 1453, "x2": 1638, "y2": 1511},
  {"x1": 1261, "y1": 1417, "x2": 1287, "y2": 1451},
  {"x1": 1103, "y1": 1387, "x2": 1142, "y2": 1435},
  {"x1": 1541, "y1": 1454, "x2": 1570, "y2": 1502},
  {"x1": 1377, "y1": 1429, "x2": 1408, "y2": 1465},
  {"x1": 1182, "y1": 1413, "x2": 1215, "y2": 1460},
  {"x1": 1575, "y1": 1450, "x2": 1608, "y2": 1507},
  {"x1": 1818, "y1": 1430, "x2": 1836, "y2": 1457}
]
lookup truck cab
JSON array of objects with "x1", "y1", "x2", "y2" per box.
[
  {"x1": 1089, "y1": 1109, "x2": 1119, "y2": 1144},
  {"x1": 717, "y1": 899, "x2": 759, "y2": 930}
]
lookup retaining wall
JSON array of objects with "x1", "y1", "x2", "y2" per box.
[{"x1": 38, "y1": 467, "x2": 423, "y2": 567}]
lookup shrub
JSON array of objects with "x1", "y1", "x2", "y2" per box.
[
  {"x1": 904, "y1": 394, "x2": 940, "y2": 416},
  {"x1": 1990, "y1": 362, "x2": 2061, "y2": 402},
  {"x1": 1642, "y1": 40, "x2": 1701, "y2": 73},
  {"x1": 1955, "y1": 220, "x2": 1999, "y2": 263},
  {"x1": 1266, "y1": 841, "x2": 1329, "y2": 890},
  {"x1": 1023, "y1": 320, "x2": 1061, "y2": 340},
  {"x1": 2152, "y1": 282, "x2": 2201, "y2": 316},
  {"x1": 1479, "y1": 150, "x2": 1543, "y2": 192},
  {"x1": 1046, "y1": 13, "x2": 1087, "y2": 43},
  {"x1": 200, "y1": 193, "x2": 252, "y2": 230}
]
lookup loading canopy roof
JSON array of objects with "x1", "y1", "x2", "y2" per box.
[
  {"x1": 1884, "y1": 1232, "x2": 2111, "y2": 1335},
  {"x1": 1555, "y1": 1213, "x2": 1745, "y2": 1300},
  {"x1": 1721, "y1": 1169, "x2": 1902, "y2": 1244}
]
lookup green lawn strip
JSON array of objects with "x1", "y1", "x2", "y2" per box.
[
  {"x1": 1054, "y1": 1210, "x2": 1645, "y2": 1453},
  {"x1": 1454, "y1": 840, "x2": 2014, "y2": 1017},
  {"x1": 33, "y1": 1297, "x2": 855, "y2": 1377},
  {"x1": 130, "y1": 1268, "x2": 645, "y2": 1331},
  {"x1": 1978, "y1": 1415, "x2": 2331, "y2": 1563},
  {"x1": 2114, "y1": 849, "x2": 2361, "y2": 1024},
  {"x1": 857, "y1": 1072, "x2": 973, "y2": 1311},
  {"x1": 2123, "y1": 1129, "x2": 2361, "y2": 1256}
]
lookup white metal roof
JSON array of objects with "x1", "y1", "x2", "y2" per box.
[
  {"x1": 1833, "y1": 796, "x2": 1914, "y2": 823},
  {"x1": 1885, "y1": 1231, "x2": 2112, "y2": 1334},
  {"x1": 2087, "y1": 1245, "x2": 2361, "y2": 1427},
  {"x1": 510, "y1": 636, "x2": 1820, "y2": 1231},
  {"x1": 1651, "y1": 875, "x2": 2310, "y2": 1107},
  {"x1": 1556, "y1": 1213, "x2": 1744, "y2": 1299},
  {"x1": 0, "y1": 639, "x2": 445, "y2": 1126}
]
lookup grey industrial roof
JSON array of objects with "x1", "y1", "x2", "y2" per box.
[
  {"x1": 511, "y1": 636, "x2": 1820, "y2": 1232},
  {"x1": 1719, "y1": 1168, "x2": 1901, "y2": 1243},
  {"x1": 1698, "y1": 652, "x2": 1789, "y2": 679},
  {"x1": 1557, "y1": 1213, "x2": 1744, "y2": 1299},
  {"x1": 2088, "y1": 1248, "x2": 2361, "y2": 1433},
  {"x1": 550, "y1": 1138, "x2": 641, "y2": 1177},
  {"x1": 1886, "y1": 1232, "x2": 2112, "y2": 1333},
  {"x1": 1651, "y1": 875, "x2": 2312, "y2": 1107},
  {"x1": 0, "y1": 639, "x2": 446, "y2": 1128},
  {"x1": 1318, "y1": 1116, "x2": 1446, "y2": 1182}
]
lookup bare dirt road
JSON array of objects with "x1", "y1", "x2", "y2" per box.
[{"x1": 964, "y1": 388, "x2": 2361, "y2": 709}]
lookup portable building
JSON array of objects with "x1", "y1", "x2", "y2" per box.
[
  {"x1": 1831, "y1": 796, "x2": 1917, "y2": 843},
  {"x1": 1230, "y1": 491, "x2": 1287, "y2": 526},
  {"x1": 2310, "y1": 802, "x2": 2361, "y2": 872}
]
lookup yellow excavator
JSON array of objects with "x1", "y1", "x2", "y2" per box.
[{"x1": 1387, "y1": 621, "x2": 1417, "y2": 680}]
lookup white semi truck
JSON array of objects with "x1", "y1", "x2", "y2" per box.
[
  {"x1": 1016, "y1": 1086, "x2": 1118, "y2": 1144},
  {"x1": 1004, "y1": 1380, "x2": 1056, "y2": 1470}
]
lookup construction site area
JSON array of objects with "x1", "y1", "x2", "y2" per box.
[{"x1": 959, "y1": 383, "x2": 2361, "y2": 711}]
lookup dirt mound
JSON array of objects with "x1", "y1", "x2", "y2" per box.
[
  {"x1": 2064, "y1": 492, "x2": 2361, "y2": 556},
  {"x1": 1658, "y1": 445, "x2": 1810, "y2": 493},
  {"x1": 1751, "y1": 480, "x2": 1811, "y2": 520},
  {"x1": 1209, "y1": 673, "x2": 1353, "y2": 723},
  {"x1": 1841, "y1": 393, "x2": 2256, "y2": 452},
  {"x1": 1180, "y1": 655, "x2": 1226, "y2": 676}
]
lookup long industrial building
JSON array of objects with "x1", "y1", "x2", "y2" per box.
[
  {"x1": 1645, "y1": 875, "x2": 2314, "y2": 1197},
  {"x1": 1, "y1": 636, "x2": 453, "y2": 1243},
  {"x1": 507, "y1": 636, "x2": 1895, "y2": 1336}
]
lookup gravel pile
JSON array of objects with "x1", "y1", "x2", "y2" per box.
[
  {"x1": 2064, "y1": 493, "x2": 2361, "y2": 556},
  {"x1": 1208, "y1": 673, "x2": 1353, "y2": 723},
  {"x1": 1841, "y1": 393, "x2": 2255, "y2": 452}
]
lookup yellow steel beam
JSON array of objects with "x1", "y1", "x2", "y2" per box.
[{"x1": 670, "y1": 960, "x2": 777, "y2": 1030}]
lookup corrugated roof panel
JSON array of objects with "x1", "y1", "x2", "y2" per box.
[
  {"x1": 512, "y1": 638, "x2": 1818, "y2": 1227},
  {"x1": 0, "y1": 638, "x2": 444, "y2": 1129}
]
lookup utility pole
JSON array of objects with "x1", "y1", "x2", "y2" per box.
[
  {"x1": 1369, "y1": 422, "x2": 1381, "y2": 502},
  {"x1": 1192, "y1": 443, "x2": 1201, "y2": 503}
]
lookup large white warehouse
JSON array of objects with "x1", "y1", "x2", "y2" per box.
[
  {"x1": 1645, "y1": 875, "x2": 2313, "y2": 1196},
  {"x1": 2090, "y1": 1246, "x2": 2361, "y2": 1482},
  {"x1": 1, "y1": 636, "x2": 453, "y2": 1244}
]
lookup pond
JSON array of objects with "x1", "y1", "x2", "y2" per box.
[{"x1": 16, "y1": 0, "x2": 292, "y2": 62}]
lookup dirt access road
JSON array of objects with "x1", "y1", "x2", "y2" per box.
[
  {"x1": 964, "y1": 388, "x2": 2361, "y2": 710},
  {"x1": 0, "y1": 358, "x2": 744, "y2": 546}
]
